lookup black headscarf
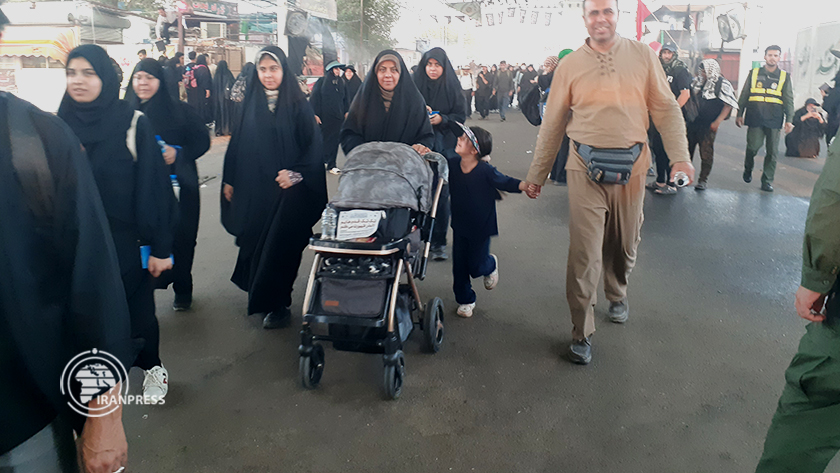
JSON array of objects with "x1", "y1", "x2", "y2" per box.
[
  {"x1": 212, "y1": 60, "x2": 236, "y2": 135},
  {"x1": 196, "y1": 54, "x2": 208, "y2": 66},
  {"x1": 164, "y1": 55, "x2": 183, "y2": 101},
  {"x1": 413, "y1": 47, "x2": 464, "y2": 116},
  {"x1": 58, "y1": 45, "x2": 134, "y2": 145},
  {"x1": 125, "y1": 58, "x2": 186, "y2": 137},
  {"x1": 413, "y1": 47, "x2": 466, "y2": 151},
  {"x1": 344, "y1": 65, "x2": 363, "y2": 101},
  {"x1": 340, "y1": 49, "x2": 433, "y2": 154},
  {"x1": 311, "y1": 63, "x2": 348, "y2": 121}
]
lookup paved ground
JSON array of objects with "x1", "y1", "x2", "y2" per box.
[{"x1": 123, "y1": 110, "x2": 838, "y2": 472}]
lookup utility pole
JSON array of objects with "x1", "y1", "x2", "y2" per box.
[
  {"x1": 277, "y1": 0, "x2": 288, "y2": 52},
  {"x1": 359, "y1": 0, "x2": 363, "y2": 63},
  {"x1": 177, "y1": 11, "x2": 184, "y2": 53}
]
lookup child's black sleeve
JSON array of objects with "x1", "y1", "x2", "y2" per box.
[{"x1": 488, "y1": 165, "x2": 522, "y2": 193}]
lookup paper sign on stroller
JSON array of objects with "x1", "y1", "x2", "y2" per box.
[{"x1": 336, "y1": 210, "x2": 383, "y2": 241}]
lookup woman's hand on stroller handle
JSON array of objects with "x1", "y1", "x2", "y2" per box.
[{"x1": 411, "y1": 144, "x2": 432, "y2": 155}]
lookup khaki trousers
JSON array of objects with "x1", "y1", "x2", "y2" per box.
[{"x1": 566, "y1": 169, "x2": 646, "y2": 341}]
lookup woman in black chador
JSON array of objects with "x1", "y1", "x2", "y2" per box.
[
  {"x1": 58, "y1": 44, "x2": 175, "y2": 400},
  {"x1": 474, "y1": 65, "x2": 491, "y2": 119},
  {"x1": 221, "y1": 46, "x2": 327, "y2": 329},
  {"x1": 311, "y1": 60, "x2": 349, "y2": 174},
  {"x1": 186, "y1": 54, "x2": 213, "y2": 125},
  {"x1": 785, "y1": 98, "x2": 827, "y2": 158},
  {"x1": 126, "y1": 58, "x2": 211, "y2": 310},
  {"x1": 212, "y1": 60, "x2": 235, "y2": 136},
  {"x1": 413, "y1": 47, "x2": 465, "y2": 260},
  {"x1": 343, "y1": 64, "x2": 362, "y2": 102},
  {"x1": 341, "y1": 49, "x2": 434, "y2": 154}
]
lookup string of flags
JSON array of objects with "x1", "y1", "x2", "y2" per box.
[{"x1": 444, "y1": 1, "x2": 575, "y2": 27}]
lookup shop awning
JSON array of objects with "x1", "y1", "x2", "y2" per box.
[{"x1": 0, "y1": 27, "x2": 79, "y2": 64}]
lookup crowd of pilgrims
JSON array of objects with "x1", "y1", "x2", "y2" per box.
[
  {"x1": 53, "y1": 38, "x2": 840, "y2": 404},
  {"x1": 53, "y1": 42, "x2": 535, "y2": 401}
]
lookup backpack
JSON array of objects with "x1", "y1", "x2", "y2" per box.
[{"x1": 183, "y1": 63, "x2": 201, "y2": 89}]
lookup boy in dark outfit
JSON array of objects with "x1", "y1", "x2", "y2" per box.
[{"x1": 442, "y1": 122, "x2": 532, "y2": 318}]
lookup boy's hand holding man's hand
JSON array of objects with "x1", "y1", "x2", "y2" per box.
[{"x1": 521, "y1": 181, "x2": 540, "y2": 199}]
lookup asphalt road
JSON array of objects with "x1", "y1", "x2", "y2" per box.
[{"x1": 123, "y1": 110, "x2": 838, "y2": 472}]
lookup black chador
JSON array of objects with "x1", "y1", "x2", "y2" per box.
[
  {"x1": 344, "y1": 65, "x2": 362, "y2": 102},
  {"x1": 311, "y1": 61, "x2": 349, "y2": 170},
  {"x1": 412, "y1": 47, "x2": 465, "y2": 253},
  {"x1": 58, "y1": 45, "x2": 175, "y2": 370},
  {"x1": 186, "y1": 54, "x2": 213, "y2": 124},
  {"x1": 340, "y1": 50, "x2": 434, "y2": 154},
  {"x1": 221, "y1": 46, "x2": 327, "y2": 321},
  {"x1": 212, "y1": 60, "x2": 236, "y2": 136},
  {"x1": 413, "y1": 47, "x2": 466, "y2": 152},
  {"x1": 127, "y1": 58, "x2": 211, "y2": 305},
  {"x1": 0, "y1": 90, "x2": 133, "y2": 447}
]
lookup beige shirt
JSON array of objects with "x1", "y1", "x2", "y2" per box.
[{"x1": 527, "y1": 36, "x2": 690, "y2": 185}]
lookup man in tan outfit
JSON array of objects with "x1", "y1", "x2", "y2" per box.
[{"x1": 525, "y1": 0, "x2": 694, "y2": 364}]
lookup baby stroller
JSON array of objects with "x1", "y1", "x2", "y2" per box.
[{"x1": 298, "y1": 142, "x2": 449, "y2": 400}]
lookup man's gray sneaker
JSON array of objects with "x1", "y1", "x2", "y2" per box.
[
  {"x1": 608, "y1": 299, "x2": 629, "y2": 324},
  {"x1": 568, "y1": 337, "x2": 592, "y2": 365}
]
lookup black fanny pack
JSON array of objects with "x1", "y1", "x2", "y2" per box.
[{"x1": 574, "y1": 142, "x2": 643, "y2": 185}]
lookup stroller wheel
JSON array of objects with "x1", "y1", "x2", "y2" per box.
[
  {"x1": 383, "y1": 350, "x2": 405, "y2": 400},
  {"x1": 300, "y1": 344, "x2": 325, "y2": 389},
  {"x1": 423, "y1": 297, "x2": 445, "y2": 353}
]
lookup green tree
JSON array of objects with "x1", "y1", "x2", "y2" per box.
[{"x1": 333, "y1": 0, "x2": 401, "y2": 65}]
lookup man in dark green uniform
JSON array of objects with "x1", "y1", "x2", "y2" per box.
[
  {"x1": 754, "y1": 127, "x2": 840, "y2": 472},
  {"x1": 736, "y1": 45, "x2": 795, "y2": 192}
]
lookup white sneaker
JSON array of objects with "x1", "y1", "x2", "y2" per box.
[
  {"x1": 329, "y1": 167, "x2": 341, "y2": 175},
  {"x1": 143, "y1": 365, "x2": 168, "y2": 404},
  {"x1": 484, "y1": 254, "x2": 499, "y2": 290},
  {"x1": 457, "y1": 303, "x2": 475, "y2": 318}
]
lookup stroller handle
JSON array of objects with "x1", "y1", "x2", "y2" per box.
[{"x1": 423, "y1": 152, "x2": 449, "y2": 184}]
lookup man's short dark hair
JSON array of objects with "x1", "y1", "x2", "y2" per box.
[
  {"x1": 583, "y1": 0, "x2": 619, "y2": 14},
  {"x1": 188, "y1": 51, "x2": 196, "y2": 60},
  {"x1": 765, "y1": 45, "x2": 782, "y2": 54},
  {"x1": 138, "y1": 49, "x2": 147, "y2": 56},
  {"x1": 500, "y1": 60, "x2": 507, "y2": 65}
]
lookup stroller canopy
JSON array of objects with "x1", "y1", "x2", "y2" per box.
[{"x1": 331, "y1": 142, "x2": 435, "y2": 212}]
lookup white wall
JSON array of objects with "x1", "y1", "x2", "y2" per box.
[
  {"x1": 16, "y1": 69, "x2": 67, "y2": 112},
  {"x1": 793, "y1": 22, "x2": 840, "y2": 108}
]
